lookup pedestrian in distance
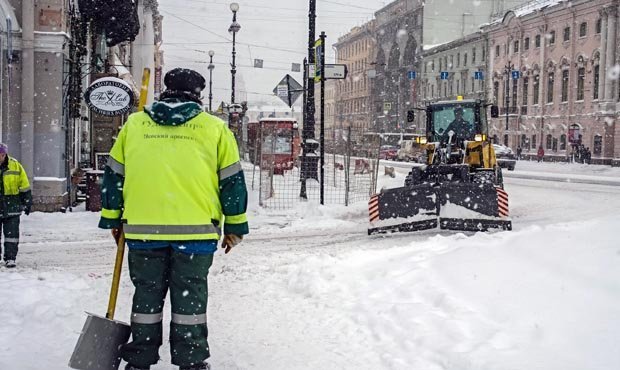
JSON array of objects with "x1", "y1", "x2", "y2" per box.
[
  {"x1": 537, "y1": 146, "x2": 545, "y2": 162},
  {"x1": 0, "y1": 143, "x2": 33, "y2": 269},
  {"x1": 99, "y1": 68, "x2": 249, "y2": 370},
  {"x1": 516, "y1": 146, "x2": 522, "y2": 160}
]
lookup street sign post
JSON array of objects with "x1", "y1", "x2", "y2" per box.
[
  {"x1": 273, "y1": 74, "x2": 303, "y2": 107},
  {"x1": 512, "y1": 70, "x2": 521, "y2": 80},
  {"x1": 440, "y1": 71, "x2": 449, "y2": 80},
  {"x1": 474, "y1": 71, "x2": 484, "y2": 80},
  {"x1": 407, "y1": 71, "x2": 417, "y2": 80}
]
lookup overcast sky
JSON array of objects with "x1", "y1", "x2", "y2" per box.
[{"x1": 158, "y1": 0, "x2": 528, "y2": 107}]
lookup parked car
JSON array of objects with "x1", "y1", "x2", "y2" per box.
[
  {"x1": 379, "y1": 145, "x2": 399, "y2": 160},
  {"x1": 493, "y1": 144, "x2": 516, "y2": 171}
]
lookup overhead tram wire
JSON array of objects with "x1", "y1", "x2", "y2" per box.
[
  {"x1": 161, "y1": 10, "x2": 307, "y2": 56},
  {"x1": 169, "y1": 0, "x2": 374, "y2": 15}
]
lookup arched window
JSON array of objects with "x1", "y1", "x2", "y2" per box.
[
  {"x1": 521, "y1": 134, "x2": 528, "y2": 148},
  {"x1": 504, "y1": 134, "x2": 509, "y2": 146},
  {"x1": 531, "y1": 134, "x2": 537, "y2": 149},
  {"x1": 546, "y1": 134, "x2": 553, "y2": 150}
]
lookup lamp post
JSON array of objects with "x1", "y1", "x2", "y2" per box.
[
  {"x1": 228, "y1": 3, "x2": 241, "y2": 139},
  {"x1": 229, "y1": 3, "x2": 240, "y2": 106},
  {"x1": 208, "y1": 50, "x2": 215, "y2": 112}
]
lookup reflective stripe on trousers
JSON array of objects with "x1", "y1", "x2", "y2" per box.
[{"x1": 131, "y1": 312, "x2": 164, "y2": 325}]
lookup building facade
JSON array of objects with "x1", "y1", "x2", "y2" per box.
[
  {"x1": 485, "y1": 0, "x2": 620, "y2": 163},
  {"x1": 371, "y1": 0, "x2": 528, "y2": 134},
  {"x1": 421, "y1": 32, "x2": 489, "y2": 103},
  {"x1": 0, "y1": 0, "x2": 161, "y2": 211},
  {"x1": 333, "y1": 21, "x2": 375, "y2": 141}
]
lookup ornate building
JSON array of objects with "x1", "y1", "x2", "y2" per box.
[{"x1": 485, "y1": 0, "x2": 620, "y2": 163}]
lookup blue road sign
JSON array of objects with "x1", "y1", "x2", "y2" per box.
[
  {"x1": 474, "y1": 71, "x2": 484, "y2": 80},
  {"x1": 511, "y1": 70, "x2": 521, "y2": 80},
  {"x1": 440, "y1": 72, "x2": 449, "y2": 80},
  {"x1": 407, "y1": 71, "x2": 417, "y2": 80}
]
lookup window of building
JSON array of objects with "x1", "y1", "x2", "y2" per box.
[
  {"x1": 504, "y1": 134, "x2": 509, "y2": 146},
  {"x1": 514, "y1": 40, "x2": 519, "y2": 53},
  {"x1": 561, "y1": 69, "x2": 569, "y2": 102},
  {"x1": 549, "y1": 31, "x2": 556, "y2": 45},
  {"x1": 535, "y1": 34, "x2": 541, "y2": 47},
  {"x1": 471, "y1": 77, "x2": 475, "y2": 93},
  {"x1": 496, "y1": 45, "x2": 500, "y2": 57},
  {"x1": 532, "y1": 134, "x2": 537, "y2": 149},
  {"x1": 524, "y1": 37, "x2": 530, "y2": 51},
  {"x1": 457, "y1": 79, "x2": 460, "y2": 94},
  {"x1": 494, "y1": 81, "x2": 500, "y2": 103},
  {"x1": 596, "y1": 18, "x2": 602, "y2": 34},
  {"x1": 464, "y1": 53, "x2": 468, "y2": 66},
  {"x1": 580, "y1": 22, "x2": 587, "y2": 37},
  {"x1": 472, "y1": 47, "x2": 476, "y2": 63},
  {"x1": 533, "y1": 74, "x2": 540, "y2": 104},
  {"x1": 594, "y1": 65, "x2": 600, "y2": 100},
  {"x1": 546, "y1": 134, "x2": 553, "y2": 150},
  {"x1": 431, "y1": 85, "x2": 435, "y2": 98},
  {"x1": 444, "y1": 56, "x2": 448, "y2": 70},
  {"x1": 594, "y1": 135, "x2": 603, "y2": 155},
  {"x1": 560, "y1": 134, "x2": 567, "y2": 150},
  {"x1": 547, "y1": 72, "x2": 554, "y2": 103},
  {"x1": 453, "y1": 54, "x2": 456, "y2": 68},
  {"x1": 512, "y1": 79, "x2": 518, "y2": 109},
  {"x1": 563, "y1": 27, "x2": 570, "y2": 42},
  {"x1": 523, "y1": 77, "x2": 529, "y2": 106},
  {"x1": 577, "y1": 67, "x2": 585, "y2": 100},
  {"x1": 482, "y1": 47, "x2": 486, "y2": 60}
]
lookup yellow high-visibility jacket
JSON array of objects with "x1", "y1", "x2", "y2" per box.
[
  {"x1": 0, "y1": 157, "x2": 32, "y2": 218},
  {"x1": 98, "y1": 101, "x2": 248, "y2": 242}
]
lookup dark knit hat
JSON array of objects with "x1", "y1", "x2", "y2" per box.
[{"x1": 160, "y1": 68, "x2": 206, "y2": 104}]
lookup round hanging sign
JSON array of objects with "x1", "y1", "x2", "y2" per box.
[{"x1": 84, "y1": 77, "x2": 135, "y2": 116}]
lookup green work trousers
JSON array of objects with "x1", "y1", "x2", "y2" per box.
[
  {"x1": 1, "y1": 216, "x2": 20, "y2": 261},
  {"x1": 121, "y1": 247, "x2": 213, "y2": 368}
]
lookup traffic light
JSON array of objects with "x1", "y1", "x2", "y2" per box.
[{"x1": 407, "y1": 110, "x2": 415, "y2": 123}]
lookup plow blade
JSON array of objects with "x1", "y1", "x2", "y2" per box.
[
  {"x1": 368, "y1": 183, "x2": 511, "y2": 235},
  {"x1": 368, "y1": 185, "x2": 439, "y2": 235}
]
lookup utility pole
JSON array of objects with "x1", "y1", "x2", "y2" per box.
[{"x1": 300, "y1": 0, "x2": 319, "y2": 199}]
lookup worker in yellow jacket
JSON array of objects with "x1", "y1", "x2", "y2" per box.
[
  {"x1": 0, "y1": 143, "x2": 32, "y2": 268},
  {"x1": 98, "y1": 68, "x2": 248, "y2": 370}
]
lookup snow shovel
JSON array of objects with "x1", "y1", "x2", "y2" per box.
[{"x1": 69, "y1": 232, "x2": 131, "y2": 370}]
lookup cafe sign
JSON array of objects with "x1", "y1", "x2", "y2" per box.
[{"x1": 85, "y1": 77, "x2": 135, "y2": 117}]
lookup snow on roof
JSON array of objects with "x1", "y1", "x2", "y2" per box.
[
  {"x1": 423, "y1": 42, "x2": 449, "y2": 51},
  {"x1": 488, "y1": 0, "x2": 565, "y2": 26}
]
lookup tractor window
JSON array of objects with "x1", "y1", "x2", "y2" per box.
[{"x1": 432, "y1": 105, "x2": 475, "y2": 139}]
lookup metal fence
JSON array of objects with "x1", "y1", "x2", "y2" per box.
[{"x1": 250, "y1": 126, "x2": 381, "y2": 210}]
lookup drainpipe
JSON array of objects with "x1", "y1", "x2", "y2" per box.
[{"x1": 21, "y1": 0, "x2": 35, "y2": 178}]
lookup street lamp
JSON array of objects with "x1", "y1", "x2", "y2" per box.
[
  {"x1": 228, "y1": 2, "x2": 241, "y2": 138},
  {"x1": 229, "y1": 3, "x2": 241, "y2": 106},
  {"x1": 208, "y1": 50, "x2": 215, "y2": 112}
]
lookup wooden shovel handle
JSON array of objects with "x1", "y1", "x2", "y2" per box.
[{"x1": 106, "y1": 232, "x2": 126, "y2": 320}]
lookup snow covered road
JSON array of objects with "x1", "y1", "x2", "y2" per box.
[{"x1": 1, "y1": 172, "x2": 619, "y2": 370}]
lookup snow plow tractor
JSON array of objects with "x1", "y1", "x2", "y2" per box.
[{"x1": 368, "y1": 98, "x2": 512, "y2": 235}]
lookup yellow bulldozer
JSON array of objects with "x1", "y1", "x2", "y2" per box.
[{"x1": 368, "y1": 97, "x2": 512, "y2": 234}]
